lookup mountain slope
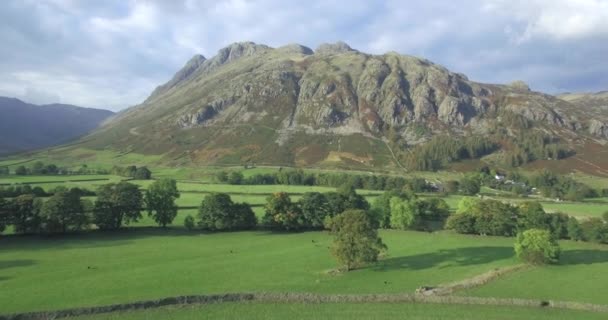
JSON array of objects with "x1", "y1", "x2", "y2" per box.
[
  {"x1": 73, "y1": 42, "x2": 608, "y2": 171},
  {"x1": 0, "y1": 97, "x2": 114, "y2": 154}
]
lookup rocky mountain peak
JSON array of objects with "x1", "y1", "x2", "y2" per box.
[
  {"x1": 215, "y1": 41, "x2": 271, "y2": 64},
  {"x1": 315, "y1": 41, "x2": 357, "y2": 55},
  {"x1": 276, "y1": 43, "x2": 314, "y2": 55}
]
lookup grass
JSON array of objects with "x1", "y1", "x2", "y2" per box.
[
  {"x1": 68, "y1": 302, "x2": 608, "y2": 320},
  {"x1": 461, "y1": 240, "x2": 608, "y2": 305},
  {"x1": 0, "y1": 230, "x2": 520, "y2": 314}
]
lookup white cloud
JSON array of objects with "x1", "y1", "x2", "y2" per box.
[
  {"x1": 0, "y1": 0, "x2": 607, "y2": 110},
  {"x1": 485, "y1": 0, "x2": 608, "y2": 41}
]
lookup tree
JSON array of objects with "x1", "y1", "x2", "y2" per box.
[
  {"x1": 124, "y1": 166, "x2": 137, "y2": 178},
  {"x1": 262, "y1": 192, "x2": 304, "y2": 230},
  {"x1": 370, "y1": 191, "x2": 402, "y2": 228},
  {"x1": 198, "y1": 193, "x2": 234, "y2": 230},
  {"x1": 517, "y1": 202, "x2": 549, "y2": 232},
  {"x1": 40, "y1": 191, "x2": 89, "y2": 234},
  {"x1": 232, "y1": 203, "x2": 257, "y2": 230},
  {"x1": 566, "y1": 217, "x2": 584, "y2": 241},
  {"x1": 473, "y1": 200, "x2": 518, "y2": 236},
  {"x1": 460, "y1": 176, "x2": 481, "y2": 195},
  {"x1": 227, "y1": 172, "x2": 244, "y2": 185},
  {"x1": 11, "y1": 194, "x2": 42, "y2": 234},
  {"x1": 198, "y1": 193, "x2": 256, "y2": 231},
  {"x1": 456, "y1": 197, "x2": 480, "y2": 214},
  {"x1": 133, "y1": 167, "x2": 152, "y2": 180},
  {"x1": 0, "y1": 198, "x2": 10, "y2": 233},
  {"x1": 446, "y1": 213, "x2": 477, "y2": 234},
  {"x1": 145, "y1": 179, "x2": 180, "y2": 227},
  {"x1": 0, "y1": 166, "x2": 9, "y2": 175},
  {"x1": 580, "y1": 218, "x2": 608, "y2": 243},
  {"x1": 389, "y1": 197, "x2": 417, "y2": 230},
  {"x1": 215, "y1": 171, "x2": 228, "y2": 183},
  {"x1": 330, "y1": 210, "x2": 386, "y2": 271},
  {"x1": 31, "y1": 161, "x2": 45, "y2": 174},
  {"x1": 299, "y1": 192, "x2": 330, "y2": 229},
  {"x1": 337, "y1": 184, "x2": 369, "y2": 211},
  {"x1": 515, "y1": 229, "x2": 560, "y2": 264},
  {"x1": 93, "y1": 182, "x2": 143, "y2": 230},
  {"x1": 15, "y1": 165, "x2": 27, "y2": 175}
]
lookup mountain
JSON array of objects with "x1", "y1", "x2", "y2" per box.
[
  {"x1": 71, "y1": 42, "x2": 608, "y2": 173},
  {"x1": 0, "y1": 97, "x2": 114, "y2": 155}
]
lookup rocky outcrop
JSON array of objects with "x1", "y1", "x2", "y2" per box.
[
  {"x1": 589, "y1": 119, "x2": 608, "y2": 138},
  {"x1": 146, "y1": 54, "x2": 206, "y2": 102},
  {"x1": 315, "y1": 41, "x2": 357, "y2": 55}
]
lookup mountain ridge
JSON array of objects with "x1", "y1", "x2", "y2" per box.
[
  {"x1": 48, "y1": 41, "x2": 608, "y2": 173},
  {"x1": 0, "y1": 97, "x2": 114, "y2": 155}
]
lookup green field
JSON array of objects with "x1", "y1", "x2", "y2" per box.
[
  {"x1": 2, "y1": 228, "x2": 608, "y2": 315},
  {"x1": 70, "y1": 302, "x2": 608, "y2": 320},
  {"x1": 462, "y1": 241, "x2": 608, "y2": 305},
  {"x1": 0, "y1": 230, "x2": 519, "y2": 314}
]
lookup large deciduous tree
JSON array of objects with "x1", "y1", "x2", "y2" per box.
[
  {"x1": 262, "y1": 192, "x2": 304, "y2": 230},
  {"x1": 198, "y1": 193, "x2": 256, "y2": 231},
  {"x1": 299, "y1": 192, "x2": 330, "y2": 229},
  {"x1": 145, "y1": 179, "x2": 180, "y2": 227},
  {"x1": 93, "y1": 182, "x2": 143, "y2": 230},
  {"x1": 40, "y1": 191, "x2": 89, "y2": 234},
  {"x1": 331, "y1": 209, "x2": 386, "y2": 271},
  {"x1": 11, "y1": 194, "x2": 42, "y2": 234}
]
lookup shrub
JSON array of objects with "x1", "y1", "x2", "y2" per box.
[
  {"x1": 515, "y1": 229, "x2": 561, "y2": 265},
  {"x1": 184, "y1": 215, "x2": 195, "y2": 231}
]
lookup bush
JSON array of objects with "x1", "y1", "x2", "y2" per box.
[
  {"x1": 515, "y1": 229, "x2": 561, "y2": 265},
  {"x1": 184, "y1": 215, "x2": 195, "y2": 231}
]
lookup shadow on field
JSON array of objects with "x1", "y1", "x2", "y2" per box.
[
  {"x1": 0, "y1": 259, "x2": 36, "y2": 270},
  {"x1": 559, "y1": 249, "x2": 608, "y2": 266},
  {"x1": 373, "y1": 246, "x2": 514, "y2": 271},
  {"x1": 0, "y1": 227, "x2": 216, "y2": 251}
]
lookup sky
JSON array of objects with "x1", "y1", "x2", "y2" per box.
[{"x1": 0, "y1": 0, "x2": 607, "y2": 111}]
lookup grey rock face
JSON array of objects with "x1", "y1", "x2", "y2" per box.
[{"x1": 589, "y1": 119, "x2": 608, "y2": 138}]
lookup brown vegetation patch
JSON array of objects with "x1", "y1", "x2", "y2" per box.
[{"x1": 295, "y1": 144, "x2": 328, "y2": 166}]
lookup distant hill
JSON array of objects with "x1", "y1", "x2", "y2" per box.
[
  {"x1": 44, "y1": 42, "x2": 608, "y2": 173},
  {"x1": 0, "y1": 97, "x2": 114, "y2": 154}
]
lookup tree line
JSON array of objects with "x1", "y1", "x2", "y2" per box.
[
  {"x1": 446, "y1": 197, "x2": 608, "y2": 244},
  {"x1": 215, "y1": 169, "x2": 438, "y2": 192},
  {"x1": 1, "y1": 161, "x2": 152, "y2": 180},
  {"x1": 0, "y1": 185, "x2": 96, "y2": 198},
  {"x1": 0, "y1": 179, "x2": 180, "y2": 235}
]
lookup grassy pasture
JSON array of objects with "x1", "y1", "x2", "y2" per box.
[
  {"x1": 0, "y1": 230, "x2": 521, "y2": 314},
  {"x1": 462, "y1": 241, "x2": 608, "y2": 305},
  {"x1": 69, "y1": 302, "x2": 608, "y2": 320}
]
